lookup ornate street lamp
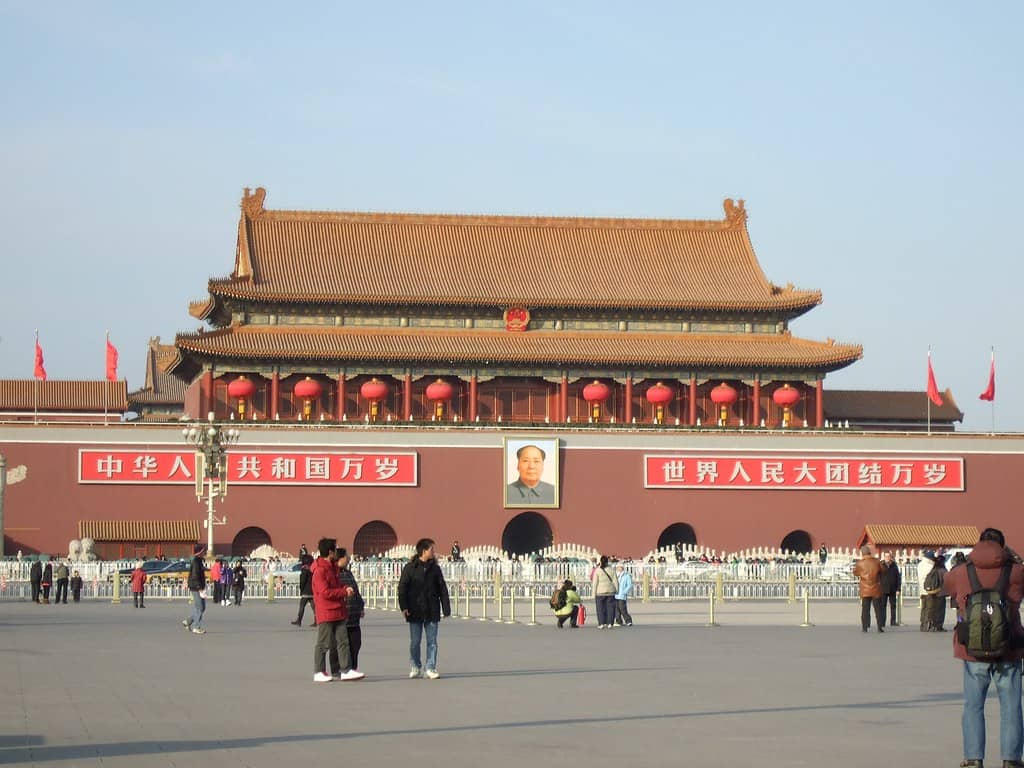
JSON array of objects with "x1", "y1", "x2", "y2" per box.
[
  {"x1": 773, "y1": 383, "x2": 801, "y2": 428},
  {"x1": 182, "y1": 412, "x2": 240, "y2": 560}
]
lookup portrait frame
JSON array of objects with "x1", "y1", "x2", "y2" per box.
[{"x1": 503, "y1": 436, "x2": 560, "y2": 509}]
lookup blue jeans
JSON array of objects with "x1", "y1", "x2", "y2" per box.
[
  {"x1": 409, "y1": 621, "x2": 438, "y2": 671},
  {"x1": 962, "y1": 659, "x2": 1023, "y2": 761},
  {"x1": 190, "y1": 591, "x2": 206, "y2": 629}
]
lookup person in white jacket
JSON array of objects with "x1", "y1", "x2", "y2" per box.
[{"x1": 614, "y1": 564, "x2": 633, "y2": 627}]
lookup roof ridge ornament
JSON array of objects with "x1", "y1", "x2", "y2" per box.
[
  {"x1": 723, "y1": 198, "x2": 747, "y2": 227},
  {"x1": 241, "y1": 186, "x2": 267, "y2": 219}
]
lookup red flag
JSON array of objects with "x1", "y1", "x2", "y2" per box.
[
  {"x1": 33, "y1": 338, "x2": 47, "y2": 381},
  {"x1": 979, "y1": 354, "x2": 995, "y2": 402},
  {"x1": 105, "y1": 338, "x2": 119, "y2": 382},
  {"x1": 926, "y1": 356, "x2": 943, "y2": 407}
]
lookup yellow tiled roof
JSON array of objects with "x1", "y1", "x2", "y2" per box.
[
  {"x1": 863, "y1": 524, "x2": 980, "y2": 547},
  {"x1": 78, "y1": 520, "x2": 201, "y2": 542}
]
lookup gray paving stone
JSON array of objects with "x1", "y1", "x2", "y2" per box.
[{"x1": 0, "y1": 598, "x2": 973, "y2": 767}]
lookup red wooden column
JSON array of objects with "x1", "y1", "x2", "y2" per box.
[
  {"x1": 688, "y1": 377, "x2": 697, "y2": 425},
  {"x1": 816, "y1": 380, "x2": 824, "y2": 427},
  {"x1": 270, "y1": 371, "x2": 280, "y2": 419},
  {"x1": 752, "y1": 379, "x2": 761, "y2": 426},
  {"x1": 624, "y1": 377, "x2": 633, "y2": 423},
  {"x1": 203, "y1": 369, "x2": 214, "y2": 418},
  {"x1": 560, "y1": 375, "x2": 568, "y2": 422},
  {"x1": 336, "y1": 375, "x2": 345, "y2": 421},
  {"x1": 403, "y1": 373, "x2": 412, "y2": 420},
  {"x1": 469, "y1": 374, "x2": 478, "y2": 422}
]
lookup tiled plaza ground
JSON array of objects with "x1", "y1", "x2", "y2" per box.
[{"x1": 0, "y1": 597, "x2": 975, "y2": 767}]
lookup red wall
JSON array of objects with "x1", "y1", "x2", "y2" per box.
[{"x1": 1, "y1": 427, "x2": 1019, "y2": 557}]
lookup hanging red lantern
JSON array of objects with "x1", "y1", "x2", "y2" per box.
[
  {"x1": 425, "y1": 378, "x2": 454, "y2": 419},
  {"x1": 772, "y1": 383, "x2": 800, "y2": 428},
  {"x1": 645, "y1": 382, "x2": 673, "y2": 424},
  {"x1": 360, "y1": 378, "x2": 389, "y2": 422},
  {"x1": 293, "y1": 376, "x2": 323, "y2": 420},
  {"x1": 709, "y1": 382, "x2": 738, "y2": 427},
  {"x1": 583, "y1": 380, "x2": 610, "y2": 421},
  {"x1": 227, "y1": 375, "x2": 257, "y2": 419}
]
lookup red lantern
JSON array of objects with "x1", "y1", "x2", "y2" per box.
[
  {"x1": 360, "y1": 378, "x2": 389, "y2": 421},
  {"x1": 709, "y1": 383, "x2": 738, "y2": 427},
  {"x1": 772, "y1": 384, "x2": 800, "y2": 428},
  {"x1": 645, "y1": 382, "x2": 673, "y2": 424},
  {"x1": 583, "y1": 380, "x2": 610, "y2": 421},
  {"x1": 227, "y1": 376, "x2": 257, "y2": 419},
  {"x1": 293, "y1": 377, "x2": 322, "y2": 420},
  {"x1": 425, "y1": 378, "x2": 454, "y2": 419}
]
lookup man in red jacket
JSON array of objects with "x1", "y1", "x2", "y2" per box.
[
  {"x1": 946, "y1": 528, "x2": 1024, "y2": 768},
  {"x1": 311, "y1": 538, "x2": 364, "y2": 683}
]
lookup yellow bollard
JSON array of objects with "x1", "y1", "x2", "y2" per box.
[
  {"x1": 494, "y1": 585, "x2": 505, "y2": 623},
  {"x1": 527, "y1": 587, "x2": 539, "y2": 626},
  {"x1": 799, "y1": 588, "x2": 814, "y2": 628},
  {"x1": 266, "y1": 570, "x2": 275, "y2": 602},
  {"x1": 111, "y1": 568, "x2": 121, "y2": 605},
  {"x1": 715, "y1": 572, "x2": 724, "y2": 603},
  {"x1": 479, "y1": 585, "x2": 489, "y2": 621},
  {"x1": 705, "y1": 589, "x2": 719, "y2": 627},
  {"x1": 642, "y1": 571, "x2": 651, "y2": 603},
  {"x1": 897, "y1": 590, "x2": 903, "y2": 626},
  {"x1": 506, "y1": 588, "x2": 516, "y2": 624},
  {"x1": 787, "y1": 572, "x2": 797, "y2": 605},
  {"x1": 461, "y1": 583, "x2": 472, "y2": 619}
]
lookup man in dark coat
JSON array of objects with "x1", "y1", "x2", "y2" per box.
[
  {"x1": 29, "y1": 560, "x2": 42, "y2": 604},
  {"x1": 945, "y1": 528, "x2": 1024, "y2": 768},
  {"x1": 398, "y1": 538, "x2": 451, "y2": 679},
  {"x1": 40, "y1": 562, "x2": 53, "y2": 604},
  {"x1": 183, "y1": 543, "x2": 207, "y2": 634},
  {"x1": 292, "y1": 554, "x2": 316, "y2": 626},
  {"x1": 880, "y1": 551, "x2": 902, "y2": 627}
]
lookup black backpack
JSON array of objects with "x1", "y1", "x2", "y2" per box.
[
  {"x1": 923, "y1": 566, "x2": 944, "y2": 593},
  {"x1": 957, "y1": 562, "x2": 1013, "y2": 661},
  {"x1": 550, "y1": 589, "x2": 566, "y2": 610}
]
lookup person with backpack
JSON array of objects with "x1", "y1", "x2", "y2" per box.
[
  {"x1": 945, "y1": 527, "x2": 1024, "y2": 768},
  {"x1": 591, "y1": 555, "x2": 619, "y2": 629},
  {"x1": 551, "y1": 579, "x2": 581, "y2": 628}
]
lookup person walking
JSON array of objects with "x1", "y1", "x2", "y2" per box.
[
  {"x1": 231, "y1": 561, "x2": 246, "y2": 605},
  {"x1": 131, "y1": 561, "x2": 147, "y2": 608},
  {"x1": 219, "y1": 561, "x2": 233, "y2": 606},
  {"x1": 553, "y1": 579, "x2": 582, "y2": 628},
  {"x1": 210, "y1": 558, "x2": 223, "y2": 606},
  {"x1": 29, "y1": 560, "x2": 42, "y2": 604},
  {"x1": 311, "y1": 538, "x2": 363, "y2": 683},
  {"x1": 945, "y1": 528, "x2": 1024, "y2": 768},
  {"x1": 591, "y1": 555, "x2": 619, "y2": 629},
  {"x1": 614, "y1": 564, "x2": 634, "y2": 627},
  {"x1": 55, "y1": 562, "x2": 70, "y2": 604},
  {"x1": 69, "y1": 570, "x2": 83, "y2": 602},
  {"x1": 40, "y1": 561, "x2": 53, "y2": 604},
  {"x1": 880, "y1": 551, "x2": 902, "y2": 627},
  {"x1": 183, "y1": 543, "x2": 207, "y2": 634},
  {"x1": 853, "y1": 545, "x2": 885, "y2": 632},
  {"x1": 335, "y1": 548, "x2": 365, "y2": 674},
  {"x1": 292, "y1": 554, "x2": 316, "y2": 626},
  {"x1": 398, "y1": 538, "x2": 451, "y2": 679}
]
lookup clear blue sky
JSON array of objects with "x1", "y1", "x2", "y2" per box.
[{"x1": 1, "y1": 2, "x2": 1020, "y2": 431}]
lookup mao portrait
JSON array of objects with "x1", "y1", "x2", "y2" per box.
[{"x1": 504, "y1": 437, "x2": 559, "y2": 509}]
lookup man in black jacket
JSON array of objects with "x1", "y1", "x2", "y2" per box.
[
  {"x1": 398, "y1": 538, "x2": 450, "y2": 680},
  {"x1": 29, "y1": 560, "x2": 42, "y2": 604},
  {"x1": 183, "y1": 543, "x2": 207, "y2": 634},
  {"x1": 880, "y1": 551, "x2": 902, "y2": 627},
  {"x1": 292, "y1": 554, "x2": 316, "y2": 627}
]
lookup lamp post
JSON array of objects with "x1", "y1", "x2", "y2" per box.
[{"x1": 182, "y1": 412, "x2": 240, "y2": 560}]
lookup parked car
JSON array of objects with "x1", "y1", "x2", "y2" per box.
[{"x1": 111, "y1": 559, "x2": 207, "y2": 584}]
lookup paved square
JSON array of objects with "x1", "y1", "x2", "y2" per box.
[{"x1": 0, "y1": 597, "x2": 975, "y2": 766}]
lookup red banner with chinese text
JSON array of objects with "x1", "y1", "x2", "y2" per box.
[
  {"x1": 643, "y1": 455, "x2": 964, "y2": 491},
  {"x1": 78, "y1": 449, "x2": 418, "y2": 486}
]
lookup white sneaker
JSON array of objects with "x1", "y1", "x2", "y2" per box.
[
  {"x1": 313, "y1": 672, "x2": 333, "y2": 683},
  {"x1": 424, "y1": 669, "x2": 440, "y2": 680},
  {"x1": 191, "y1": 627, "x2": 206, "y2": 634},
  {"x1": 339, "y1": 669, "x2": 365, "y2": 681},
  {"x1": 409, "y1": 667, "x2": 421, "y2": 679}
]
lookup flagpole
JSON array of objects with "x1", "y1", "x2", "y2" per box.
[
  {"x1": 104, "y1": 331, "x2": 109, "y2": 427},
  {"x1": 990, "y1": 347, "x2": 996, "y2": 436},
  {"x1": 33, "y1": 330, "x2": 39, "y2": 425},
  {"x1": 926, "y1": 347, "x2": 932, "y2": 435}
]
